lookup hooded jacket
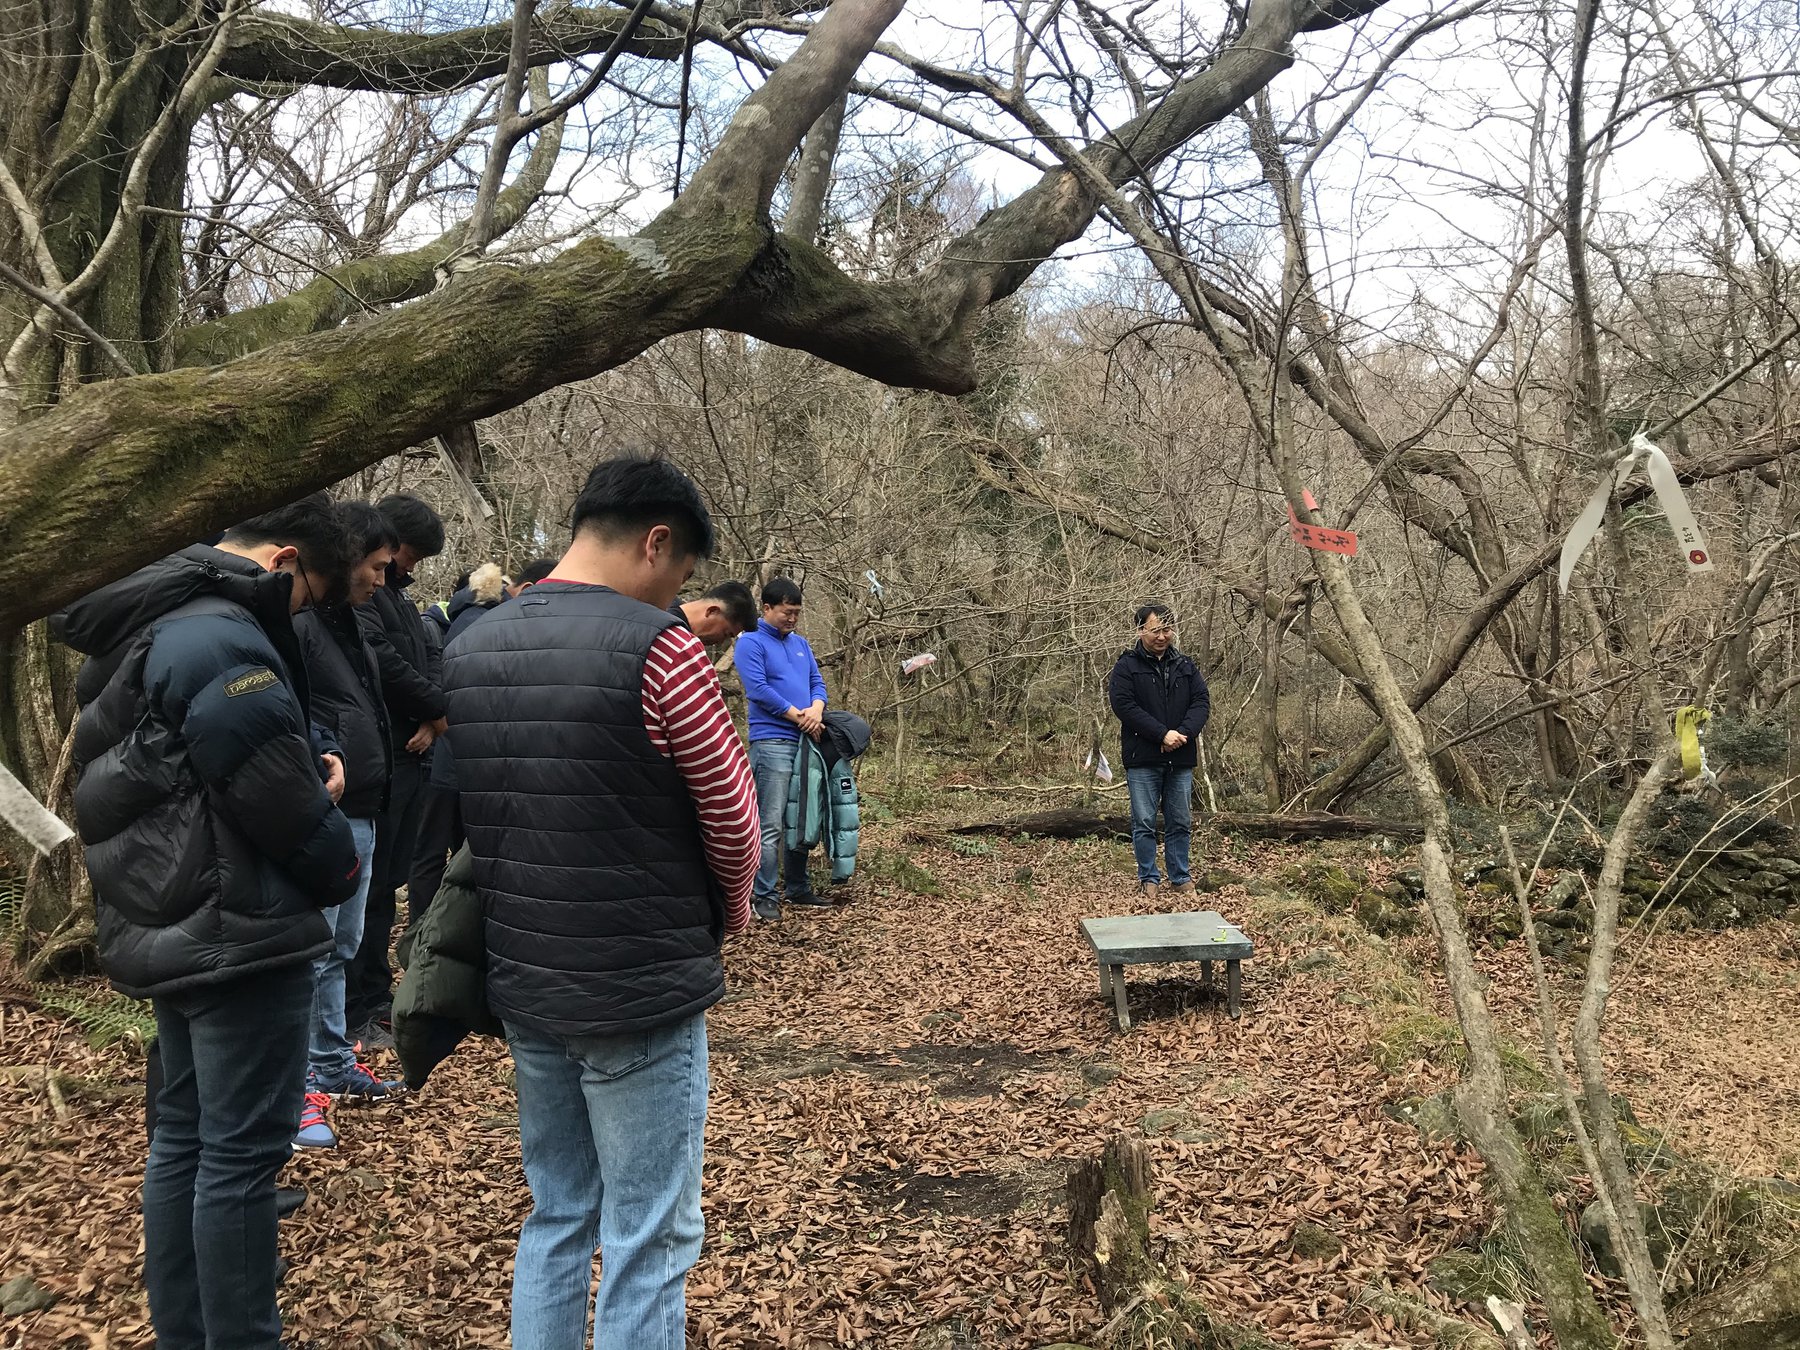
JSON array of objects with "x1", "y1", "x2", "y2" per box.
[
  {"x1": 1107, "y1": 643, "x2": 1211, "y2": 770},
  {"x1": 51, "y1": 546, "x2": 362, "y2": 998},
  {"x1": 296, "y1": 602, "x2": 392, "y2": 819}
]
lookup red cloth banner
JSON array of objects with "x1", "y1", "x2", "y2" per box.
[{"x1": 1287, "y1": 489, "x2": 1358, "y2": 556}]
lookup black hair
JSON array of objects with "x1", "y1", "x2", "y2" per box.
[
  {"x1": 1134, "y1": 603, "x2": 1175, "y2": 628},
  {"x1": 515, "y1": 558, "x2": 557, "y2": 586},
  {"x1": 569, "y1": 456, "x2": 715, "y2": 560},
  {"x1": 375, "y1": 492, "x2": 445, "y2": 558},
  {"x1": 702, "y1": 580, "x2": 757, "y2": 632},
  {"x1": 221, "y1": 493, "x2": 354, "y2": 597},
  {"x1": 761, "y1": 576, "x2": 803, "y2": 608},
  {"x1": 335, "y1": 500, "x2": 399, "y2": 560}
]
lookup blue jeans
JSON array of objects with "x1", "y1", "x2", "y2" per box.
[
  {"x1": 308, "y1": 815, "x2": 376, "y2": 1086},
  {"x1": 748, "y1": 738, "x2": 812, "y2": 902},
  {"x1": 505, "y1": 1014, "x2": 710, "y2": 1350},
  {"x1": 1126, "y1": 764, "x2": 1194, "y2": 885},
  {"x1": 143, "y1": 962, "x2": 313, "y2": 1350}
]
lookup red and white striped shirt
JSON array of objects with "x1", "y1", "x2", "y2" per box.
[{"x1": 640, "y1": 624, "x2": 759, "y2": 935}]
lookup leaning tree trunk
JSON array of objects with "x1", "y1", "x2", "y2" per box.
[{"x1": 0, "y1": 0, "x2": 199, "y2": 957}]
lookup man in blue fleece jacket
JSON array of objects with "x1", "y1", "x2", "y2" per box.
[{"x1": 733, "y1": 576, "x2": 829, "y2": 919}]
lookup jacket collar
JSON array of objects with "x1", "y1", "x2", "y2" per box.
[
  {"x1": 53, "y1": 544, "x2": 291, "y2": 658},
  {"x1": 757, "y1": 617, "x2": 791, "y2": 641}
]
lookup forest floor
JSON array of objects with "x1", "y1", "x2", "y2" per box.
[{"x1": 3, "y1": 789, "x2": 1797, "y2": 1349}]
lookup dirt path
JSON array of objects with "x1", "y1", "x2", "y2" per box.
[{"x1": 2, "y1": 830, "x2": 1791, "y2": 1348}]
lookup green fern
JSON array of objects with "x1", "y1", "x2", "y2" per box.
[{"x1": 34, "y1": 985, "x2": 157, "y2": 1051}]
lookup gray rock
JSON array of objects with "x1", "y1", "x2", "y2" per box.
[
  {"x1": 0, "y1": 1275, "x2": 56, "y2": 1317},
  {"x1": 1080, "y1": 1062, "x2": 1122, "y2": 1087},
  {"x1": 1292, "y1": 947, "x2": 1343, "y2": 974},
  {"x1": 1675, "y1": 1248, "x2": 1800, "y2": 1349},
  {"x1": 1545, "y1": 872, "x2": 1584, "y2": 909},
  {"x1": 1141, "y1": 1107, "x2": 1196, "y2": 1136},
  {"x1": 1580, "y1": 1200, "x2": 1622, "y2": 1278},
  {"x1": 919, "y1": 1010, "x2": 965, "y2": 1028},
  {"x1": 1387, "y1": 1090, "x2": 1460, "y2": 1143}
]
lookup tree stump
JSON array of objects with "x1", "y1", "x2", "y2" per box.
[{"x1": 1066, "y1": 1132, "x2": 1155, "y2": 1311}]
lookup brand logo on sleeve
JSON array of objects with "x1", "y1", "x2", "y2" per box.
[{"x1": 224, "y1": 668, "x2": 278, "y2": 698}]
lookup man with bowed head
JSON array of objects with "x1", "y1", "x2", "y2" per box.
[
  {"x1": 734, "y1": 575, "x2": 832, "y2": 920},
  {"x1": 1108, "y1": 603, "x2": 1211, "y2": 898},
  {"x1": 51, "y1": 494, "x2": 363, "y2": 1350},
  {"x1": 444, "y1": 456, "x2": 759, "y2": 1350}
]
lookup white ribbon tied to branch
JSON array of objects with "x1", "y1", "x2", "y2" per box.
[
  {"x1": 0, "y1": 759, "x2": 74, "y2": 856},
  {"x1": 1558, "y1": 432, "x2": 1715, "y2": 593}
]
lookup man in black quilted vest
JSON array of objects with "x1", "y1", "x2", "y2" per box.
[
  {"x1": 444, "y1": 456, "x2": 759, "y2": 1350},
  {"x1": 52, "y1": 495, "x2": 362, "y2": 1350}
]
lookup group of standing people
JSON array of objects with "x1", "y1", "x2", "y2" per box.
[
  {"x1": 47, "y1": 429, "x2": 1214, "y2": 1350},
  {"x1": 52, "y1": 453, "x2": 864, "y2": 1350}
]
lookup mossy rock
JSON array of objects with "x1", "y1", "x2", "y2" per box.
[
  {"x1": 1427, "y1": 1247, "x2": 1523, "y2": 1303},
  {"x1": 1386, "y1": 1089, "x2": 1461, "y2": 1143},
  {"x1": 1676, "y1": 1248, "x2": 1800, "y2": 1350},
  {"x1": 1292, "y1": 1221, "x2": 1342, "y2": 1258},
  {"x1": 1307, "y1": 864, "x2": 1369, "y2": 915},
  {"x1": 1357, "y1": 890, "x2": 1419, "y2": 938},
  {"x1": 1193, "y1": 866, "x2": 1247, "y2": 893}
]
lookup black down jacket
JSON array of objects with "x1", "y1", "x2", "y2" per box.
[
  {"x1": 444, "y1": 583, "x2": 722, "y2": 1040},
  {"x1": 296, "y1": 602, "x2": 392, "y2": 820},
  {"x1": 52, "y1": 547, "x2": 362, "y2": 998},
  {"x1": 358, "y1": 563, "x2": 445, "y2": 748},
  {"x1": 1107, "y1": 643, "x2": 1211, "y2": 770}
]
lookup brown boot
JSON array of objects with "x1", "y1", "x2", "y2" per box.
[
  {"x1": 1169, "y1": 881, "x2": 1194, "y2": 897},
  {"x1": 1138, "y1": 880, "x2": 1161, "y2": 899}
]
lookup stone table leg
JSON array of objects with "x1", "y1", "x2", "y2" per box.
[
  {"x1": 1227, "y1": 960, "x2": 1242, "y2": 1019},
  {"x1": 1110, "y1": 964, "x2": 1131, "y2": 1032},
  {"x1": 1098, "y1": 959, "x2": 1114, "y2": 1003},
  {"x1": 1201, "y1": 960, "x2": 1214, "y2": 994}
]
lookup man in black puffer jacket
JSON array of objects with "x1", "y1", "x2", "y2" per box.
[
  {"x1": 345, "y1": 492, "x2": 446, "y2": 1042},
  {"x1": 1108, "y1": 602, "x2": 1211, "y2": 898},
  {"x1": 51, "y1": 495, "x2": 361, "y2": 1350},
  {"x1": 291, "y1": 502, "x2": 406, "y2": 1150}
]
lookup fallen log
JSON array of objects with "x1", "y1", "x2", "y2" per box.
[{"x1": 948, "y1": 806, "x2": 1421, "y2": 842}]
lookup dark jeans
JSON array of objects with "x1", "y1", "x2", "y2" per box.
[
  {"x1": 143, "y1": 963, "x2": 312, "y2": 1350},
  {"x1": 348, "y1": 752, "x2": 426, "y2": 1029},
  {"x1": 405, "y1": 781, "x2": 463, "y2": 934}
]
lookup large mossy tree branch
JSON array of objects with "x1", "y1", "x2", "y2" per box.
[
  {"x1": 0, "y1": 0, "x2": 1352, "y2": 630},
  {"x1": 0, "y1": 0, "x2": 905, "y2": 629},
  {"x1": 217, "y1": 0, "x2": 803, "y2": 93}
]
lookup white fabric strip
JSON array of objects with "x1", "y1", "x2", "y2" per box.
[
  {"x1": 0, "y1": 759, "x2": 74, "y2": 856},
  {"x1": 1558, "y1": 432, "x2": 1714, "y2": 593}
]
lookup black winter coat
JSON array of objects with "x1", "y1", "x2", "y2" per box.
[
  {"x1": 296, "y1": 603, "x2": 392, "y2": 819},
  {"x1": 428, "y1": 586, "x2": 507, "y2": 791},
  {"x1": 358, "y1": 565, "x2": 445, "y2": 749},
  {"x1": 444, "y1": 583, "x2": 723, "y2": 1039},
  {"x1": 1108, "y1": 643, "x2": 1211, "y2": 770},
  {"x1": 51, "y1": 547, "x2": 362, "y2": 998}
]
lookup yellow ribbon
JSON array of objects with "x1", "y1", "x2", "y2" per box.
[{"x1": 1674, "y1": 706, "x2": 1711, "y2": 780}]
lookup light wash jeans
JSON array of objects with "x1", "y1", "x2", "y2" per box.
[
  {"x1": 747, "y1": 738, "x2": 812, "y2": 902},
  {"x1": 1125, "y1": 764, "x2": 1194, "y2": 886},
  {"x1": 307, "y1": 815, "x2": 377, "y2": 1087},
  {"x1": 504, "y1": 1013, "x2": 709, "y2": 1350}
]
